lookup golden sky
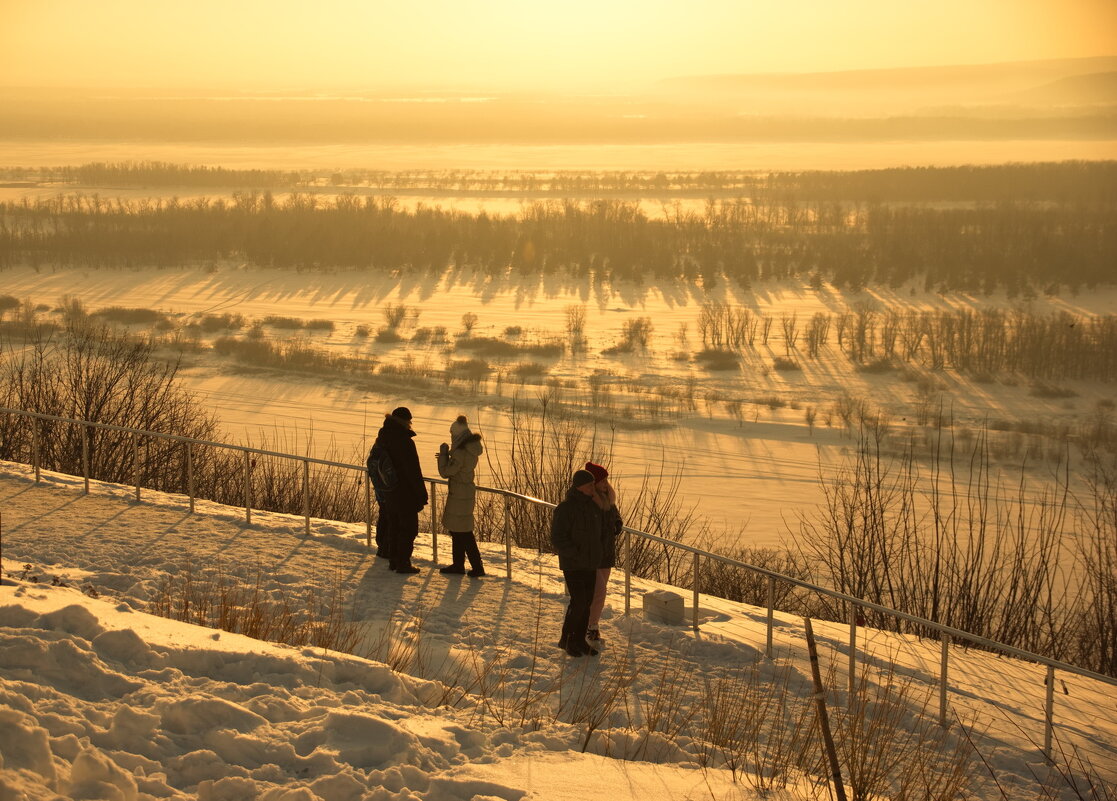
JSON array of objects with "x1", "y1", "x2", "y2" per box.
[{"x1": 2, "y1": 0, "x2": 1116, "y2": 90}]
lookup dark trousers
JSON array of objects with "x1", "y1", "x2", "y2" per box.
[
  {"x1": 561, "y1": 569, "x2": 597, "y2": 645},
  {"x1": 375, "y1": 500, "x2": 393, "y2": 557},
  {"x1": 385, "y1": 502, "x2": 419, "y2": 570},
  {"x1": 448, "y1": 531, "x2": 483, "y2": 571}
]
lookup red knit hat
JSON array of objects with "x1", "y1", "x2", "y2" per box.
[{"x1": 585, "y1": 461, "x2": 608, "y2": 482}]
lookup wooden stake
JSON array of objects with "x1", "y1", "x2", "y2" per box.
[{"x1": 804, "y1": 617, "x2": 848, "y2": 801}]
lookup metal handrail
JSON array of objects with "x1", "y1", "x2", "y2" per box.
[{"x1": 3, "y1": 405, "x2": 1114, "y2": 759}]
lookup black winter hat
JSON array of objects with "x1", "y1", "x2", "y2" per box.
[
  {"x1": 572, "y1": 469, "x2": 596, "y2": 488},
  {"x1": 392, "y1": 406, "x2": 413, "y2": 421}
]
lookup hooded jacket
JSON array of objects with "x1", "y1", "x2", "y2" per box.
[
  {"x1": 436, "y1": 432, "x2": 483, "y2": 531},
  {"x1": 374, "y1": 413, "x2": 428, "y2": 513},
  {"x1": 550, "y1": 486, "x2": 606, "y2": 572}
]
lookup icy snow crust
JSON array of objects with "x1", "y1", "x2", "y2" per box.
[{"x1": 2, "y1": 461, "x2": 1116, "y2": 800}]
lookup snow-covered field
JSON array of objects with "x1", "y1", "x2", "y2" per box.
[
  {"x1": 2, "y1": 263, "x2": 1114, "y2": 550},
  {"x1": 2, "y1": 461, "x2": 1115, "y2": 800}
]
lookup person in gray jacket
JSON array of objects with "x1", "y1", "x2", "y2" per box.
[
  {"x1": 550, "y1": 469, "x2": 606, "y2": 657},
  {"x1": 437, "y1": 415, "x2": 486, "y2": 577}
]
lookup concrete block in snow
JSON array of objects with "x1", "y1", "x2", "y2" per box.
[{"x1": 643, "y1": 589, "x2": 684, "y2": 625}]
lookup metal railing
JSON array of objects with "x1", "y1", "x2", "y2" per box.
[{"x1": 2, "y1": 405, "x2": 1115, "y2": 761}]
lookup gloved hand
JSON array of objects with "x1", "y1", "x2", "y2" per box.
[{"x1": 439, "y1": 442, "x2": 449, "y2": 457}]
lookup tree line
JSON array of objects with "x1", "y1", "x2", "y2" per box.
[
  {"x1": 0, "y1": 185, "x2": 1112, "y2": 293},
  {"x1": 3, "y1": 160, "x2": 1114, "y2": 201},
  {"x1": 699, "y1": 303, "x2": 1117, "y2": 381}
]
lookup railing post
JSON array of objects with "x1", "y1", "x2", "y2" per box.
[
  {"x1": 849, "y1": 604, "x2": 858, "y2": 700},
  {"x1": 766, "y1": 575, "x2": 775, "y2": 658},
  {"x1": 503, "y1": 496, "x2": 512, "y2": 579},
  {"x1": 133, "y1": 433, "x2": 141, "y2": 502},
  {"x1": 243, "y1": 450, "x2": 251, "y2": 524},
  {"x1": 692, "y1": 551, "x2": 700, "y2": 631},
  {"x1": 1044, "y1": 665, "x2": 1055, "y2": 760},
  {"x1": 939, "y1": 633, "x2": 950, "y2": 727},
  {"x1": 302, "y1": 459, "x2": 311, "y2": 536},
  {"x1": 32, "y1": 419, "x2": 40, "y2": 482},
  {"x1": 364, "y1": 472, "x2": 372, "y2": 549},
  {"x1": 430, "y1": 481, "x2": 439, "y2": 564},
  {"x1": 81, "y1": 423, "x2": 90, "y2": 494},
  {"x1": 185, "y1": 441, "x2": 195, "y2": 513},
  {"x1": 624, "y1": 528, "x2": 631, "y2": 616}
]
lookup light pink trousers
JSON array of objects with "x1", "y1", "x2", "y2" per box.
[{"x1": 588, "y1": 567, "x2": 611, "y2": 627}]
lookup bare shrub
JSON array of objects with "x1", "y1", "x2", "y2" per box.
[
  {"x1": 0, "y1": 321, "x2": 217, "y2": 487},
  {"x1": 151, "y1": 567, "x2": 360, "y2": 653},
  {"x1": 694, "y1": 657, "x2": 814, "y2": 792},
  {"x1": 696, "y1": 348, "x2": 739, "y2": 370},
  {"x1": 0, "y1": 295, "x2": 19, "y2": 321},
  {"x1": 696, "y1": 547, "x2": 812, "y2": 609},
  {"x1": 796, "y1": 427, "x2": 1082, "y2": 667},
  {"x1": 410, "y1": 326, "x2": 448, "y2": 345},
  {"x1": 446, "y1": 358, "x2": 491, "y2": 385},
  {"x1": 511, "y1": 362, "x2": 548, "y2": 380},
  {"x1": 262, "y1": 315, "x2": 304, "y2": 329},
  {"x1": 856, "y1": 357, "x2": 894, "y2": 373},
  {"x1": 565, "y1": 304, "x2": 586, "y2": 341},
  {"x1": 622, "y1": 648, "x2": 697, "y2": 761},
  {"x1": 457, "y1": 336, "x2": 562, "y2": 358},
  {"x1": 1030, "y1": 382, "x2": 1078, "y2": 399},
  {"x1": 476, "y1": 400, "x2": 700, "y2": 576},
  {"x1": 198, "y1": 313, "x2": 244, "y2": 332},
  {"x1": 832, "y1": 668, "x2": 976, "y2": 801},
  {"x1": 1075, "y1": 459, "x2": 1117, "y2": 676},
  {"x1": 92, "y1": 306, "x2": 170, "y2": 326},
  {"x1": 698, "y1": 303, "x2": 753, "y2": 350},
  {"x1": 383, "y1": 303, "x2": 410, "y2": 328},
  {"x1": 780, "y1": 312, "x2": 799, "y2": 354},
  {"x1": 212, "y1": 336, "x2": 370, "y2": 375},
  {"x1": 622, "y1": 317, "x2": 653, "y2": 349}
]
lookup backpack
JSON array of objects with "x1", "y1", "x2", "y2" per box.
[{"x1": 366, "y1": 444, "x2": 399, "y2": 493}]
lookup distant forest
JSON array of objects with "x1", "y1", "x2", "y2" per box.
[
  {"x1": 3, "y1": 160, "x2": 1115, "y2": 201},
  {"x1": 0, "y1": 162, "x2": 1113, "y2": 292}
]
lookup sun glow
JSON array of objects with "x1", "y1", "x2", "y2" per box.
[{"x1": 1, "y1": 0, "x2": 1114, "y2": 91}]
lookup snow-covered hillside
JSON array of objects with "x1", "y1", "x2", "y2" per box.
[{"x1": 2, "y1": 461, "x2": 1115, "y2": 800}]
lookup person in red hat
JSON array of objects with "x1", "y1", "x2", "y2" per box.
[{"x1": 584, "y1": 460, "x2": 622, "y2": 644}]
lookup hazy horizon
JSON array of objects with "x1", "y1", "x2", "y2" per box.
[
  {"x1": 2, "y1": 4, "x2": 1116, "y2": 170},
  {"x1": 3, "y1": 1, "x2": 1116, "y2": 92}
]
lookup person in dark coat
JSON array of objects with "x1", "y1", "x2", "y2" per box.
[
  {"x1": 550, "y1": 469, "x2": 606, "y2": 657},
  {"x1": 374, "y1": 406, "x2": 428, "y2": 574},
  {"x1": 437, "y1": 415, "x2": 486, "y2": 577},
  {"x1": 584, "y1": 461, "x2": 622, "y2": 644},
  {"x1": 366, "y1": 441, "x2": 393, "y2": 560}
]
